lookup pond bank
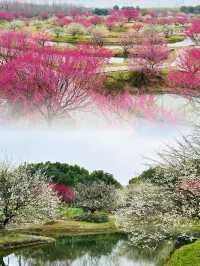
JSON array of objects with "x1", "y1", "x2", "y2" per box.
[
  {"x1": 0, "y1": 219, "x2": 118, "y2": 251},
  {"x1": 164, "y1": 239, "x2": 200, "y2": 266},
  {"x1": 0, "y1": 233, "x2": 55, "y2": 252},
  {"x1": 15, "y1": 219, "x2": 118, "y2": 237},
  {"x1": 1, "y1": 220, "x2": 200, "y2": 265}
]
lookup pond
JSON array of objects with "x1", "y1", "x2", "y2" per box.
[
  {"x1": 0, "y1": 94, "x2": 197, "y2": 185},
  {"x1": 45, "y1": 41, "x2": 74, "y2": 48},
  {"x1": 109, "y1": 57, "x2": 125, "y2": 64},
  {"x1": 1, "y1": 234, "x2": 174, "y2": 266},
  {"x1": 105, "y1": 38, "x2": 195, "y2": 51},
  {"x1": 168, "y1": 37, "x2": 194, "y2": 48}
]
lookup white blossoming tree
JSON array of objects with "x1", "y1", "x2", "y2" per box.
[
  {"x1": 116, "y1": 126, "x2": 200, "y2": 249},
  {"x1": 0, "y1": 163, "x2": 60, "y2": 228},
  {"x1": 74, "y1": 182, "x2": 117, "y2": 213},
  {"x1": 115, "y1": 183, "x2": 188, "y2": 249}
]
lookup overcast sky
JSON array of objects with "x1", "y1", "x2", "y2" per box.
[{"x1": 43, "y1": 0, "x2": 200, "y2": 8}]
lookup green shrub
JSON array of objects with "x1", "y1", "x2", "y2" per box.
[
  {"x1": 129, "y1": 166, "x2": 165, "y2": 185},
  {"x1": 74, "y1": 212, "x2": 109, "y2": 223},
  {"x1": 104, "y1": 71, "x2": 131, "y2": 94},
  {"x1": 51, "y1": 35, "x2": 91, "y2": 44},
  {"x1": 60, "y1": 207, "x2": 84, "y2": 218},
  {"x1": 111, "y1": 25, "x2": 127, "y2": 33},
  {"x1": 104, "y1": 76, "x2": 125, "y2": 94},
  {"x1": 44, "y1": 220, "x2": 57, "y2": 225},
  {"x1": 129, "y1": 71, "x2": 150, "y2": 88},
  {"x1": 104, "y1": 70, "x2": 164, "y2": 94},
  {"x1": 166, "y1": 35, "x2": 184, "y2": 44}
]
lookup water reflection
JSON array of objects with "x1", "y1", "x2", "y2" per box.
[{"x1": 1, "y1": 234, "x2": 173, "y2": 266}]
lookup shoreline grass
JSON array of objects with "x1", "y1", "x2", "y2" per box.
[
  {"x1": 14, "y1": 218, "x2": 118, "y2": 238},
  {"x1": 164, "y1": 240, "x2": 200, "y2": 266},
  {"x1": 0, "y1": 233, "x2": 55, "y2": 252}
]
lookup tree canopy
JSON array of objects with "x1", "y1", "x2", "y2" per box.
[{"x1": 27, "y1": 162, "x2": 122, "y2": 188}]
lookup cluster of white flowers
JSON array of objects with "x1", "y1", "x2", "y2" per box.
[
  {"x1": 115, "y1": 183, "x2": 190, "y2": 249},
  {"x1": 0, "y1": 163, "x2": 60, "y2": 228}
]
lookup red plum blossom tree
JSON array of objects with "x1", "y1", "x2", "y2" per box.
[
  {"x1": 0, "y1": 45, "x2": 111, "y2": 124},
  {"x1": 169, "y1": 48, "x2": 200, "y2": 95}
]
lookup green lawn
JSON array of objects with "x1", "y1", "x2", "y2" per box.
[
  {"x1": 51, "y1": 34, "x2": 121, "y2": 45},
  {"x1": 164, "y1": 240, "x2": 200, "y2": 266}
]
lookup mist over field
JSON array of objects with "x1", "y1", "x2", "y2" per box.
[{"x1": 0, "y1": 95, "x2": 193, "y2": 185}]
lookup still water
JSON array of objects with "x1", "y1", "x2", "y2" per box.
[{"x1": 1, "y1": 234, "x2": 174, "y2": 266}]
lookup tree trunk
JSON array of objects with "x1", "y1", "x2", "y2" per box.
[{"x1": 1, "y1": 217, "x2": 10, "y2": 228}]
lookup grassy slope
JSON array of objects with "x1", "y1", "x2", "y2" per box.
[
  {"x1": 165, "y1": 240, "x2": 200, "y2": 266},
  {"x1": 14, "y1": 219, "x2": 118, "y2": 238}
]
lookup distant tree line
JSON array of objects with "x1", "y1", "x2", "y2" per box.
[
  {"x1": 0, "y1": 0, "x2": 90, "y2": 16},
  {"x1": 27, "y1": 162, "x2": 122, "y2": 188},
  {"x1": 180, "y1": 5, "x2": 200, "y2": 14},
  {"x1": 0, "y1": 1, "x2": 140, "y2": 17}
]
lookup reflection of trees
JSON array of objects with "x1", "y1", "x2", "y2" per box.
[
  {"x1": 8, "y1": 234, "x2": 125, "y2": 266},
  {"x1": 118, "y1": 240, "x2": 174, "y2": 266},
  {"x1": 2, "y1": 234, "x2": 174, "y2": 266}
]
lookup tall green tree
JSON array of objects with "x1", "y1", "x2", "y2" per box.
[{"x1": 27, "y1": 162, "x2": 121, "y2": 188}]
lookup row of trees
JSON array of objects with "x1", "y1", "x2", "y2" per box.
[
  {"x1": 180, "y1": 5, "x2": 200, "y2": 14},
  {"x1": 0, "y1": 161, "x2": 119, "y2": 228},
  {"x1": 0, "y1": 1, "x2": 89, "y2": 17}
]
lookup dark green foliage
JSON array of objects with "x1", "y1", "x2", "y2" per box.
[
  {"x1": 60, "y1": 207, "x2": 84, "y2": 218},
  {"x1": 128, "y1": 176, "x2": 141, "y2": 185},
  {"x1": 104, "y1": 70, "x2": 165, "y2": 95},
  {"x1": 113, "y1": 5, "x2": 119, "y2": 10},
  {"x1": 129, "y1": 167, "x2": 164, "y2": 185},
  {"x1": 93, "y1": 8, "x2": 108, "y2": 16},
  {"x1": 129, "y1": 71, "x2": 149, "y2": 88},
  {"x1": 111, "y1": 25, "x2": 128, "y2": 33},
  {"x1": 103, "y1": 76, "x2": 126, "y2": 95},
  {"x1": 138, "y1": 167, "x2": 159, "y2": 182},
  {"x1": 90, "y1": 170, "x2": 121, "y2": 188},
  {"x1": 104, "y1": 71, "x2": 131, "y2": 95},
  {"x1": 133, "y1": 159, "x2": 200, "y2": 186},
  {"x1": 166, "y1": 35, "x2": 184, "y2": 44},
  {"x1": 51, "y1": 35, "x2": 91, "y2": 44},
  {"x1": 180, "y1": 5, "x2": 200, "y2": 14},
  {"x1": 26, "y1": 162, "x2": 121, "y2": 188},
  {"x1": 74, "y1": 212, "x2": 109, "y2": 223}
]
